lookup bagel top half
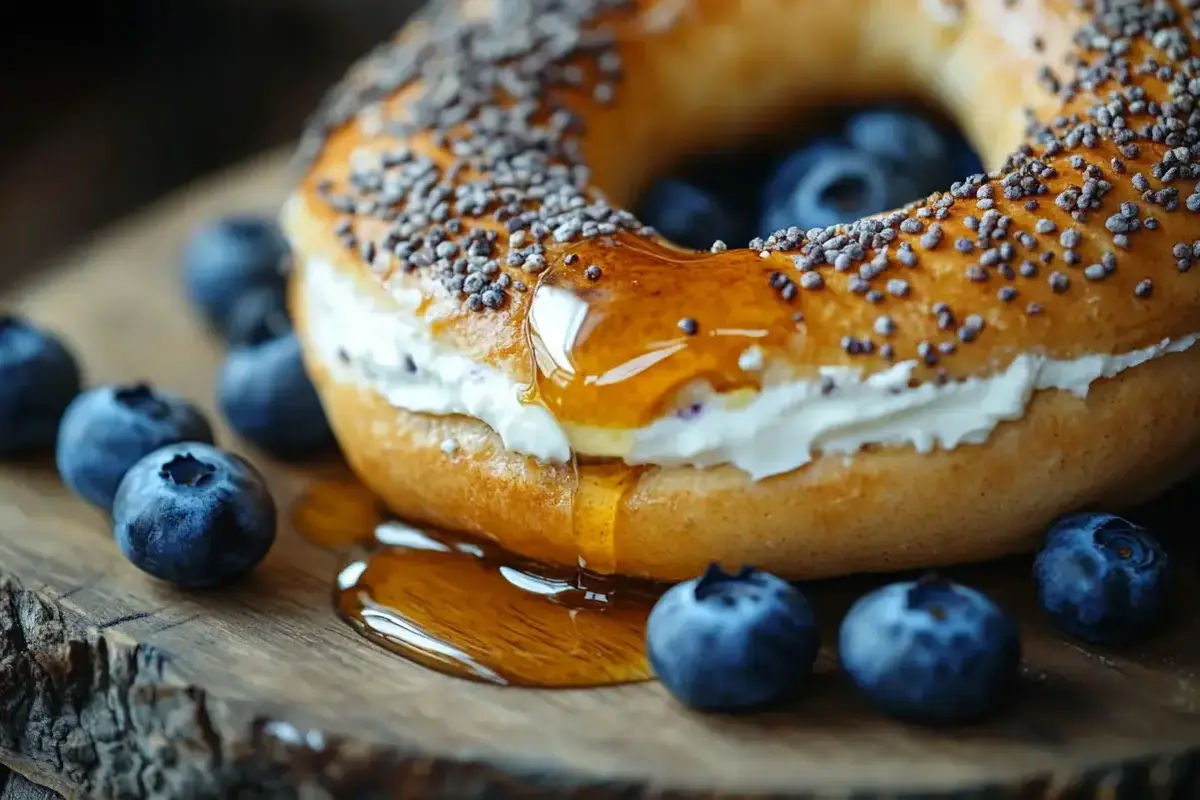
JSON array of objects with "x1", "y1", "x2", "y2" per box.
[{"x1": 283, "y1": 0, "x2": 1200, "y2": 486}]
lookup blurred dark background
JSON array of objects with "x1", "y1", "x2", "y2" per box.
[{"x1": 1, "y1": 0, "x2": 423, "y2": 282}]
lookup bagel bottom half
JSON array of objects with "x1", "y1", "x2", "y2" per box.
[{"x1": 290, "y1": 270, "x2": 1200, "y2": 582}]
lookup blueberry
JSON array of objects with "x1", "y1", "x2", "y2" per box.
[
  {"x1": 759, "y1": 136, "x2": 845, "y2": 233},
  {"x1": 112, "y1": 442, "x2": 276, "y2": 588},
  {"x1": 0, "y1": 315, "x2": 82, "y2": 457},
  {"x1": 217, "y1": 333, "x2": 333, "y2": 458},
  {"x1": 839, "y1": 577, "x2": 1020, "y2": 724},
  {"x1": 845, "y1": 109, "x2": 950, "y2": 175},
  {"x1": 948, "y1": 132, "x2": 986, "y2": 181},
  {"x1": 646, "y1": 564, "x2": 819, "y2": 711},
  {"x1": 223, "y1": 285, "x2": 291, "y2": 347},
  {"x1": 56, "y1": 383, "x2": 214, "y2": 511},
  {"x1": 636, "y1": 179, "x2": 750, "y2": 250},
  {"x1": 1033, "y1": 513, "x2": 1169, "y2": 646},
  {"x1": 761, "y1": 147, "x2": 900, "y2": 233},
  {"x1": 182, "y1": 214, "x2": 289, "y2": 327}
]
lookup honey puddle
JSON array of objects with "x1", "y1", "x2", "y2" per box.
[{"x1": 292, "y1": 481, "x2": 659, "y2": 687}]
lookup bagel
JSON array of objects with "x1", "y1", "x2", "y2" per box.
[{"x1": 282, "y1": 0, "x2": 1200, "y2": 581}]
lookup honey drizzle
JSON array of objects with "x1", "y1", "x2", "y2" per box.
[
  {"x1": 570, "y1": 460, "x2": 646, "y2": 574},
  {"x1": 524, "y1": 238, "x2": 796, "y2": 429},
  {"x1": 290, "y1": 479, "x2": 383, "y2": 549},
  {"x1": 294, "y1": 481, "x2": 658, "y2": 687}
]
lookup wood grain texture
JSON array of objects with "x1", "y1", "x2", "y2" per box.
[
  {"x1": 0, "y1": 767, "x2": 60, "y2": 800},
  {"x1": 2, "y1": 150, "x2": 1200, "y2": 799}
]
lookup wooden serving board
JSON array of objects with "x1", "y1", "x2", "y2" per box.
[{"x1": 3, "y1": 149, "x2": 1200, "y2": 799}]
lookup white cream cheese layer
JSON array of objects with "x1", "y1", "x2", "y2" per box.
[
  {"x1": 304, "y1": 257, "x2": 573, "y2": 462},
  {"x1": 304, "y1": 256, "x2": 1200, "y2": 480}
]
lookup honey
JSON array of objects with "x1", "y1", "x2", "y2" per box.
[
  {"x1": 294, "y1": 481, "x2": 660, "y2": 687},
  {"x1": 569, "y1": 460, "x2": 646, "y2": 574},
  {"x1": 525, "y1": 237, "x2": 805, "y2": 428}
]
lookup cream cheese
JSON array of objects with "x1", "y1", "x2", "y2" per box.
[
  {"x1": 303, "y1": 256, "x2": 1200, "y2": 480},
  {"x1": 303, "y1": 257, "x2": 573, "y2": 463}
]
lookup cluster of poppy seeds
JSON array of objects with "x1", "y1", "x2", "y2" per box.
[{"x1": 300, "y1": 0, "x2": 1200, "y2": 376}]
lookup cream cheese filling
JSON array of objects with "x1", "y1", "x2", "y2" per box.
[{"x1": 303, "y1": 255, "x2": 1200, "y2": 480}]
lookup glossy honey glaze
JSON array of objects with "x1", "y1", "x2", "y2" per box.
[
  {"x1": 524, "y1": 237, "x2": 805, "y2": 428},
  {"x1": 292, "y1": 480, "x2": 661, "y2": 686}
]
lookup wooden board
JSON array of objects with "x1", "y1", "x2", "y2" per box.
[
  {"x1": 2, "y1": 149, "x2": 1200, "y2": 799},
  {"x1": 0, "y1": 768, "x2": 59, "y2": 800}
]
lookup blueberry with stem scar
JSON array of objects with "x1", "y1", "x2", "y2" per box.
[
  {"x1": 646, "y1": 563, "x2": 819, "y2": 711},
  {"x1": 57, "y1": 383, "x2": 214, "y2": 511},
  {"x1": 839, "y1": 576, "x2": 1021, "y2": 724},
  {"x1": 1034, "y1": 512, "x2": 1169, "y2": 646},
  {"x1": 112, "y1": 442, "x2": 276, "y2": 588}
]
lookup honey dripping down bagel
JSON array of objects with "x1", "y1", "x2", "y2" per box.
[{"x1": 284, "y1": 0, "x2": 1200, "y2": 580}]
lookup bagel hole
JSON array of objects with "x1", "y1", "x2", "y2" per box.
[
  {"x1": 630, "y1": 102, "x2": 984, "y2": 252},
  {"x1": 821, "y1": 175, "x2": 872, "y2": 212}
]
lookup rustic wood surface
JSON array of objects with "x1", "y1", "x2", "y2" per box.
[
  {"x1": 0, "y1": 767, "x2": 59, "y2": 800},
  {"x1": 1, "y1": 150, "x2": 1200, "y2": 799}
]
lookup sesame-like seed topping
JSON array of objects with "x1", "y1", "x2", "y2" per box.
[
  {"x1": 920, "y1": 226, "x2": 944, "y2": 250},
  {"x1": 917, "y1": 340, "x2": 937, "y2": 366},
  {"x1": 299, "y1": 0, "x2": 1200, "y2": 384},
  {"x1": 958, "y1": 314, "x2": 986, "y2": 343},
  {"x1": 799, "y1": 271, "x2": 824, "y2": 290}
]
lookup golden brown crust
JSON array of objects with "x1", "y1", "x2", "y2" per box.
[
  {"x1": 286, "y1": 0, "x2": 1200, "y2": 577},
  {"x1": 292, "y1": 256, "x2": 1200, "y2": 580},
  {"x1": 289, "y1": 0, "x2": 1200, "y2": 429}
]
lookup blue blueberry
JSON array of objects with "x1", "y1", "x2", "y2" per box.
[
  {"x1": 646, "y1": 564, "x2": 820, "y2": 711},
  {"x1": 223, "y1": 285, "x2": 291, "y2": 347},
  {"x1": 839, "y1": 577, "x2": 1020, "y2": 724},
  {"x1": 56, "y1": 383, "x2": 214, "y2": 511},
  {"x1": 949, "y1": 133, "x2": 986, "y2": 181},
  {"x1": 845, "y1": 108, "x2": 987, "y2": 187},
  {"x1": 183, "y1": 214, "x2": 289, "y2": 327},
  {"x1": 636, "y1": 179, "x2": 750, "y2": 250},
  {"x1": 112, "y1": 442, "x2": 276, "y2": 588},
  {"x1": 1033, "y1": 512, "x2": 1169, "y2": 646},
  {"x1": 217, "y1": 333, "x2": 333, "y2": 458},
  {"x1": 761, "y1": 147, "x2": 903, "y2": 233},
  {"x1": 0, "y1": 315, "x2": 82, "y2": 457},
  {"x1": 760, "y1": 137, "x2": 846, "y2": 233},
  {"x1": 845, "y1": 110, "x2": 949, "y2": 172}
]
